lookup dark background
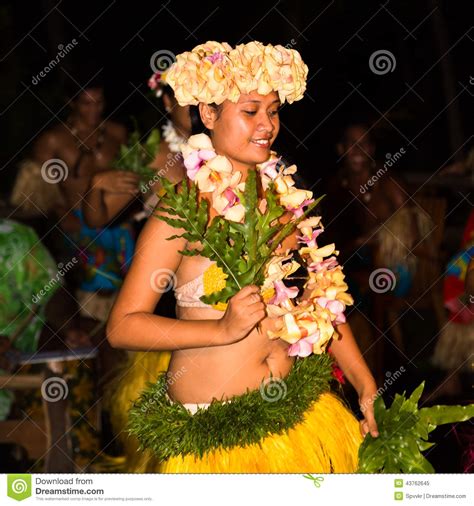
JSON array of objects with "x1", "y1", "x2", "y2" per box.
[
  {"x1": 1, "y1": 0, "x2": 473, "y2": 473},
  {"x1": 1, "y1": 0, "x2": 473, "y2": 192}
]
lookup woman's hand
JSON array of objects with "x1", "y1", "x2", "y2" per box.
[
  {"x1": 359, "y1": 385, "x2": 380, "y2": 438},
  {"x1": 92, "y1": 170, "x2": 140, "y2": 195},
  {"x1": 218, "y1": 285, "x2": 266, "y2": 344}
]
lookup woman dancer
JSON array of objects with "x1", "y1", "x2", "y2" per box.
[{"x1": 107, "y1": 41, "x2": 378, "y2": 473}]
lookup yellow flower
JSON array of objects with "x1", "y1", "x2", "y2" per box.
[
  {"x1": 224, "y1": 203, "x2": 245, "y2": 222},
  {"x1": 203, "y1": 263, "x2": 228, "y2": 294},
  {"x1": 307, "y1": 266, "x2": 354, "y2": 307},
  {"x1": 268, "y1": 313, "x2": 302, "y2": 343},
  {"x1": 301, "y1": 243, "x2": 337, "y2": 262},
  {"x1": 297, "y1": 216, "x2": 322, "y2": 238},
  {"x1": 262, "y1": 254, "x2": 300, "y2": 289},
  {"x1": 202, "y1": 263, "x2": 228, "y2": 311},
  {"x1": 279, "y1": 188, "x2": 313, "y2": 209}
]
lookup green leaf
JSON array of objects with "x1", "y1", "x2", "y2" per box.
[
  {"x1": 358, "y1": 382, "x2": 474, "y2": 473},
  {"x1": 419, "y1": 404, "x2": 474, "y2": 428},
  {"x1": 114, "y1": 124, "x2": 160, "y2": 181},
  {"x1": 401, "y1": 381, "x2": 424, "y2": 414}
]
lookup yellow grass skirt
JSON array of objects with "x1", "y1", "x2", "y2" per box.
[
  {"x1": 131, "y1": 391, "x2": 362, "y2": 474},
  {"x1": 106, "y1": 351, "x2": 171, "y2": 472}
]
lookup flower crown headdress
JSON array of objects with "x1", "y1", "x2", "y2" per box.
[{"x1": 151, "y1": 41, "x2": 308, "y2": 106}]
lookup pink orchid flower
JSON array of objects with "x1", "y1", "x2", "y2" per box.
[
  {"x1": 316, "y1": 297, "x2": 346, "y2": 324},
  {"x1": 222, "y1": 188, "x2": 239, "y2": 211},
  {"x1": 286, "y1": 198, "x2": 314, "y2": 218},
  {"x1": 207, "y1": 52, "x2": 223, "y2": 63},
  {"x1": 260, "y1": 158, "x2": 280, "y2": 179},
  {"x1": 308, "y1": 256, "x2": 339, "y2": 272},
  {"x1": 268, "y1": 280, "x2": 299, "y2": 305},
  {"x1": 288, "y1": 331, "x2": 320, "y2": 357},
  {"x1": 296, "y1": 229, "x2": 323, "y2": 247},
  {"x1": 184, "y1": 149, "x2": 216, "y2": 180}
]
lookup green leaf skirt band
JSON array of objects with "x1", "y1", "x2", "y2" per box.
[{"x1": 128, "y1": 353, "x2": 362, "y2": 472}]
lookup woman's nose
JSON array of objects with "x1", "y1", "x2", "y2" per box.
[{"x1": 257, "y1": 114, "x2": 274, "y2": 133}]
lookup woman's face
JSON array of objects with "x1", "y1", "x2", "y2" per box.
[
  {"x1": 339, "y1": 125, "x2": 375, "y2": 173},
  {"x1": 203, "y1": 91, "x2": 280, "y2": 169},
  {"x1": 72, "y1": 87, "x2": 104, "y2": 127}
]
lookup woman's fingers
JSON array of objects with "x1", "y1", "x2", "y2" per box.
[
  {"x1": 365, "y1": 414, "x2": 379, "y2": 438},
  {"x1": 360, "y1": 412, "x2": 379, "y2": 438},
  {"x1": 233, "y1": 285, "x2": 259, "y2": 300}
]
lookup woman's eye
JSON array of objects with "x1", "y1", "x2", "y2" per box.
[
  {"x1": 269, "y1": 109, "x2": 280, "y2": 116},
  {"x1": 243, "y1": 110, "x2": 257, "y2": 116}
]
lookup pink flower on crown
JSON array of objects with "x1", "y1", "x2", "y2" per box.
[{"x1": 207, "y1": 52, "x2": 224, "y2": 64}]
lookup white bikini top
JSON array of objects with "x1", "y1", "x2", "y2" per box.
[{"x1": 174, "y1": 272, "x2": 211, "y2": 308}]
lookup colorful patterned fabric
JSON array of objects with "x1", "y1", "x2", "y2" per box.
[
  {"x1": 65, "y1": 209, "x2": 135, "y2": 292},
  {"x1": 444, "y1": 209, "x2": 474, "y2": 323}
]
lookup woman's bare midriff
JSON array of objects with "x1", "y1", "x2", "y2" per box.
[{"x1": 166, "y1": 254, "x2": 295, "y2": 404}]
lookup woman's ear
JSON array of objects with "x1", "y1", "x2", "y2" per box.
[{"x1": 199, "y1": 103, "x2": 217, "y2": 130}]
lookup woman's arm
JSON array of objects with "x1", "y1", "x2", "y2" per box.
[
  {"x1": 330, "y1": 323, "x2": 379, "y2": 437},
  {"x1": 106, "y1": 206, "x2": 266, "y2": 350}
]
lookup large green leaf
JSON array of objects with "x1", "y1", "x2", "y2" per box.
[
  {"x1": 358, "y1": 382, "x2": 474, "y2": 473},
  {"x1": 155, "y1": 169, "x2": 324, "y2": 304}
]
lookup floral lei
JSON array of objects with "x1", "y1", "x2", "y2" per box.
[
  {"x1": 167, "y1": 133, "x2": 353, "y2": 357},
  {"x1": 162, "y1": 120, "x2": 187, "y2": 154}
]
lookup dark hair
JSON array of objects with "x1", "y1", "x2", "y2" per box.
[
  {"x1": 160, "y1": 84, "x2": 174, "y2": 100},
  {"x1": 338, "y1": 121, "x2": 375, "y2": 145},
  {"x1": 64, "y1": 72, "x2": 104, "y2": 102}
]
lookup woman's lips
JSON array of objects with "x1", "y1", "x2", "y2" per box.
[{"x1": 251, "y1": 139, "x2": 271, "y2": 148}]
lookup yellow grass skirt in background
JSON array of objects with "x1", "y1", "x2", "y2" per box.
[
  {"x1": 105, "y1": 351, "x2": 171, "y2": 472},
  {"x1": 132, "y1": 391, "x2": 362, "y2": 474}
]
